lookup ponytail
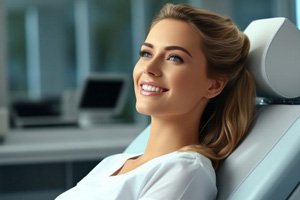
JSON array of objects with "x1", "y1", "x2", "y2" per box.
[{"x1": 183, "y1": 68, "x2": 256, "y2": 168}]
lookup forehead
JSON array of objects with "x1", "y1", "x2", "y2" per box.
[{"x1": 146, "y1": 19, "x2": 202, "y2": 49}]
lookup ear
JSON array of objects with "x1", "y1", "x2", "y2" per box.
[{"x1": 205, "y1": 77, "x2": 228, "y2": 99}]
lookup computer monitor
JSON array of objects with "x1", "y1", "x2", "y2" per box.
[{"x1": 77, "y1": 73, "x2": 129, "y2": 127}]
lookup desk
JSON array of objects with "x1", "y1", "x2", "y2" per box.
[
  {"x1": 0, "y1": 124, "x2": 146, "y2": 165},
  {"x1": 0, "y1": 124, "x2": 147, "y2": 199}
]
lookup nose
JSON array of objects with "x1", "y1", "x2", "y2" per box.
[{"x1": 143, "y1": 57, "x2": 162, "y2": 77}]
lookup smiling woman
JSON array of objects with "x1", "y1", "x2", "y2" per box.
[
  {"x1": 56, "y1": 3, "x2": 255, "y2": 200},
  {"x1": 134, "y1": 19, "x2": 213, "y2": 122}
]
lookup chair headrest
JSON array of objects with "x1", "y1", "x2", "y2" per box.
[{"x1": 244, "y1": 17, "x2": 300, "y2": 99}]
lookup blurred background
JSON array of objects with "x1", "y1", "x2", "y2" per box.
[
  {"x1": 0, "y1": 0, "x2": 299, "y2": 199},
  {"x1": 1, "y1": 0, "x2": 298, "y2": 126}
]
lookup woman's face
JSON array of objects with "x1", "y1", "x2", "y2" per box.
[{"x1": 133, "y1": 19, "x2": 220, "y2": 119}]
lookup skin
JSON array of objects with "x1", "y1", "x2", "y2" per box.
[{"x1": 113, "y1": 19, "x2": 226, "y2": 176}]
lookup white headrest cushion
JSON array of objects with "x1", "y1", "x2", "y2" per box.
[{"x1": 244, "y1": 17, "x2": 300, "y2": 99}]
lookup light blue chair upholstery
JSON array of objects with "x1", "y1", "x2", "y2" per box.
[
  {"x1": 125, "y1": 17, "x2": 300, "y2": 200},
  {"x1": 124, "y1": 125, "x2": 149, "y2": 154}
]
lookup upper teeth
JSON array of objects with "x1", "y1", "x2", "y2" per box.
[{"x1": 142, "y1": 84, "x2": 163, "y2": 92}]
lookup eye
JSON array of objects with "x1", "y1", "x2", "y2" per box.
[
  {"x1": 167, "y1": 55, "x2": 184, "y2": 64},
  {"x1": 139, "y1": 50, "x2": 152, "y2": 58}
]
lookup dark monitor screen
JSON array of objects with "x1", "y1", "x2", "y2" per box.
[
  {"x1": 77, "y1": 74, "x2": 129, "y2": 126},
  {"x1": 79, "y1": 80, "x2": 123, "y2": 109},
  {"x1": 77, "y1": 74, "x2": 129, "y2": 120}
]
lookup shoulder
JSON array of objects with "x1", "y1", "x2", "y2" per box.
[
  {"x1": 156, "y1": 151, "x2": 214, "y2": 171},
  {"x1": 154, "y1": 151, "x2": 215, "y2": 182},
  {"x1": 138, "y1": 152, "x2": 217, "y2": 199},
  {"x1": 164, "y1": 151, "x2": 212, "y2": 166}
]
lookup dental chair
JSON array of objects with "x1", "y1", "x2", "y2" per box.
[{"x1": 125, "y1": 17, "x2": 300, "y2": 200}]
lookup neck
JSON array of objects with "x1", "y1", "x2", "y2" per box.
[{"x1": 141, "y1": 114, "x2": 201, "y2": 161}]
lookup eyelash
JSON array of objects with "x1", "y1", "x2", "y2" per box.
[
  {"x1": 139, "y1": 50, "x2": 184, "y2": 64},
  {"x1": 139, "y1": 50, "x2": 152, "y2": 58},
  {"x1": 167, "y1": 55, "x2": 184, "y2": 64}
]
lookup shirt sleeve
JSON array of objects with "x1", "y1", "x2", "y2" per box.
[{"x1": 138, "y1": 153, "x2": 217, "y2": 200}]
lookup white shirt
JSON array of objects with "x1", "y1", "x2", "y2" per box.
[{"x1": 55, "y1": 151, "x2": 217, "y2": 200}]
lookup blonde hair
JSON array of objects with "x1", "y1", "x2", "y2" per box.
[{"x1": 152, "y1": 4, "x2": 256, "y2": 168}]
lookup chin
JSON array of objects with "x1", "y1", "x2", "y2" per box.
[{"x1": 135, "y1": 104, "x2": 150, "y2": 116}]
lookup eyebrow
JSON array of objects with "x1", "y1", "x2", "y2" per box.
[{"x1": 142, "y1": 42, "x2": 193, "y2": 58}]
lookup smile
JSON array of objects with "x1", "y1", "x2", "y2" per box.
[
  {"x1": 142, "y1": 84, "x2": 164, "y2": 92},
  {"x1": 140, "y1": 83, "x2": 168, "y2": 95}
]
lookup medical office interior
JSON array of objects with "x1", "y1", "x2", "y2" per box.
[{"x1": 0, "y1": 0, "x2": 299, "y2": 199}]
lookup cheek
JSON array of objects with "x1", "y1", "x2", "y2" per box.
[
  {"x1": 133, "y1": 63, "x2": 141, "y2": 86},
  {"x1": 133, "y1": 62, "x2": 145, "y2": 102},
  {"x1": 173, "y1": 72, "x2": 199, "y2": 91},
  {"x1": 172, "y1": 72, "x2": 210, "y2": 101}
]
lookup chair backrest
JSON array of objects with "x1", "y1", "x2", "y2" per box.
[
  {"x1": 217, "y1": 17, "x2": 300, "y2": 200},
  {"x1": 125, "y1": 17, "x2": 300, "y2": 200}
]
